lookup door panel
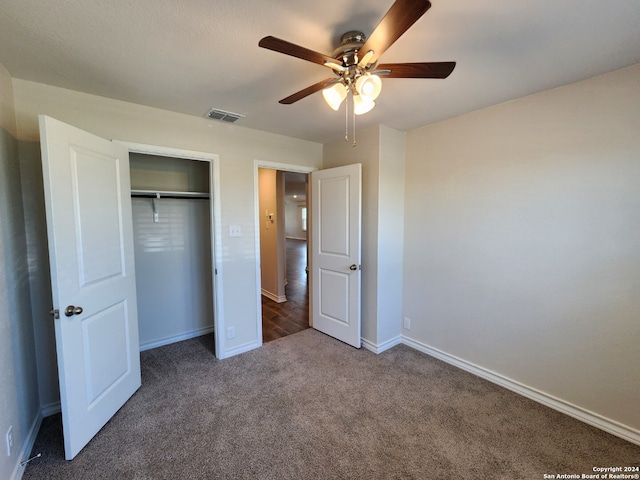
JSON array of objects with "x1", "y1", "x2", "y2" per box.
[
  {"x1": 311, "y1": 164, "x2": 361, "y2": 348},
  {"x1": 81, "y1": 301, "x2": 130, "y2": 405},
  {"x1": 319, "y1": 269, "x2": 350, "y2": 322},
  {"x1": 72, "y1": 148, "x2": 126, "y2": 284},
  {"x1": 40, "y1": 115, "x2": 141, "y2": 460},
  {"x1": 318, "y1": 177, "x2": 349, "y2": 255}
]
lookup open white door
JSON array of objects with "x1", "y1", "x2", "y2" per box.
[
  {"x1": 310, "y1": 164, "x2": 362, "y2": 348},
  {"x1": 40, "y1": 115, "x2": 141, "y2": 460}
]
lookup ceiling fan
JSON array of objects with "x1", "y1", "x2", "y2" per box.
[{"x1": 258, "y1": 0, "x2": 456, "y2": 117}]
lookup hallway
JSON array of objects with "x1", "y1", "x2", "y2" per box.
[{"x1": 262, "y1": 238, "x2": 309, "y2": 342}]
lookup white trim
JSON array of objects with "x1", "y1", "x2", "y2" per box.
[
  {"x1": 253, "y1": 162, "x2": 263, "y2": 347},
  {"x1": 401, "y1": 336, "x2": 640, "y2": 447},
  {"x1": 261, "y1": 289, "x2": 287, "y2": 303},
  {"x1": 362, "y1": 335, "x2": 402, "y2": 354},
  {"x1": 10, "y1": 412, "x2": 43, "y2": 480},
  {"x1": 41, "y1": 402, "x2": 61, "y2": 417},
  {"x1": 114, "y1": 141, "x2": 225, "y2": 359},
  {"x1": 253, "y1": 160, "x2": 317, "y2": 351},
  {"x1": 113, "y1": 141, "x2": 217, "y2": 162},
  {"x1": 255, "y1": 160, "x2": 319, "y2": 175},
  {"x1": 210, "y1": 155, "x2": 224, "y2": 359},
  {"x1": 218, "y1": 340, "x2": 261, "y2": 359},
  {"x1": 139, "y1": 326, "x2": 215, "y2": 352}
]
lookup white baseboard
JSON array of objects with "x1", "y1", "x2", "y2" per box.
[
  {"x1": 41, "y1": 402, "x2": 61, "y2": 417},
  {"x1": 139, "y1": 326, "x2": 214, "y2": 352},
  {"x1": 261, "y1": 289, "x2": 286, "y2": 303},
  {"x1": 362, "y1": 335, "x2": 402, "y2": 354},
  {"x1": 219, "y1": 340, "x2": 261, "y2": 359},
  {"x1": 402, "y1": 336, "x2": 640, "y2": 447},
  {"x1": 10, "y1": 411, "x2": 43, "y2": 480}
]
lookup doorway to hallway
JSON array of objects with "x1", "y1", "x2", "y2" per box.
[
  {"x1": 255, "y1": 163, "x2": 313, "y2": 344},
  {"x1": 262, "y1": 238, "x2": 309, "y2": 342}
]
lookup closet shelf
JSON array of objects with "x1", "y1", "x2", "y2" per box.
[{"x1": 131, "y1": 189, "x2": 210, "y2": 199}]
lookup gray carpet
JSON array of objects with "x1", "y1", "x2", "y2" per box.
[{"x1": 24, "y1": 329, "x2": 639, "y2": 479}]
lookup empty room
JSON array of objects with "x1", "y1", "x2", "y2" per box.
[{"x1": 1, "y1": 0, "x2": 639, "y2": 478}]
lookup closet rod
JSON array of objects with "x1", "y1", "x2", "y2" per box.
[{"x1": 131, "y1": 189, "x2": 210, "y2": 200}]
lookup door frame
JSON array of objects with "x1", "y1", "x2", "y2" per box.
[
  {"x1": 253, "y1": 160, "x2": 317, "y2": 344},
  {"x1": 116, "y1": 141, "x2": 224, "y2": 358}
]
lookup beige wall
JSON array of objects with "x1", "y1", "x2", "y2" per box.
[
  {"x1": 0, "y1": 64, "x2": 16, "y2": 136},
  {"x1": 0, "y1": 63, "x2": 40, "y2": 480},
  {"x1": 285, "y1": 201, "x2": 307, "y2": 240},
  {"x1": 324, "y1": 125, "x2": 405, "y2": 349},
  {"x1": 12, "y1": 79, "x2": 323, "y2": 406},
  {"x1": 324, "y1": 127, "x2": 380, "y2": 344},
  {"x1": 5, "y1": 60, "x2": 639, "y2": 457},
  {"x1": 403, "y1": 64, "x2": 640, "y2": 437},
  {"x1": 258, "y1": 168, "x2": 286, "y2": 301},
  {"x1": 377, "y1": 126, "x2": 406, "y2": 345}
]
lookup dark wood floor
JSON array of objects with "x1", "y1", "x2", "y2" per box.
[{"x1": 262, "y1": 238, "x2": 310, "y2": 343}]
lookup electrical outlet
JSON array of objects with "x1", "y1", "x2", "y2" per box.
[
  {"x1": 403, "y1": 317, "x2": 411, "y2": 330},
  {"x1": 227, "y1": 326, "x2": 235, "y2": 339},
  {"x1": 5, "y1": 425, "x2": 13, "y2": 457}
]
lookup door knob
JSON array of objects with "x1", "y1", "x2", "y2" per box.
[
  {"x1": 64, "y1": 305, "x2": 83, "y2": 317},
  {"x1": 349, "y1": 264, "x2": 358, "y2": 271}
]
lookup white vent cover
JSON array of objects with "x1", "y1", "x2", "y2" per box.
[{"x1": 204, "y1": 108, "x2": 245, "y2": 123}]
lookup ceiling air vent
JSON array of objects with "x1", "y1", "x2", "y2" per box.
[{"x1": 204, "y1": 108, "x2": 245, "y2": 123}]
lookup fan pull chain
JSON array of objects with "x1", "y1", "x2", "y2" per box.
[
  {"x1": 344, "y1": 93, "x2": 349, "y2": 142},
  {"x1": 352, "y1": 99, "x2": 357, "y2": 147},
  {"x1": 342, "y1": 93, "x2": 357, "y2": 146}
]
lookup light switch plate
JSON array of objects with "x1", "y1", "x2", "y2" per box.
[{"x1": 229, "y1": 225, "x2": 241, "y2": 237}]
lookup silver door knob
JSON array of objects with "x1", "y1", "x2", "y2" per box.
[
  {"x1": 349, "y1": 264, "x2": 358, "y2": 271},
  {"x1": 64, "y1": 305, "x2": 83, "y2": 317}
]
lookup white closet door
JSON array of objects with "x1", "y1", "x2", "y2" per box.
[{"x1": 40, "y1": 115, "x2": 141, "y2": 459}]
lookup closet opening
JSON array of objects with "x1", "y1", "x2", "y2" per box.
[{"x1": 129, "y1": 152, "x2": 216, "y2": 355}]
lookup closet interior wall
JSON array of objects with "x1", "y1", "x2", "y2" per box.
[{"x1": 129, "y1": 153, "x2": 214, "y2": 351}]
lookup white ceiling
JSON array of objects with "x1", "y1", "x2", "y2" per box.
[{"x1": 1, "y1": 0, "x2": 639, "y2": 144}]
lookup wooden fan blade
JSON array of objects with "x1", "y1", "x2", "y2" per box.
[
  {"x1": 375, "y1": 62, "x2": 456, "y2": 78},
  {"x1": 279, "y1": 78, "x2": 337, "y2": 104},
  {"x1": 259, "y1": 36, "x2": 341, "y2": 67},
  {"x1": 360, "y1": 0, "x2": 432, "y2": 64}
]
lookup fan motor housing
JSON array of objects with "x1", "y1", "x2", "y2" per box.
[{"x1": 333, "y1": 31, "x2": 367, "y2": 66}]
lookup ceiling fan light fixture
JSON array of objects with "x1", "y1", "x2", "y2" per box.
[
  {"x1": 353, "y1": 94, "x2": 375, "y2": 115},
  {"x1": 355, "y1": 74, "x2": 382, "y2": 101},
  {"x1": 322, "y1": 83, "x2": 348, "y2": 111},
  {"x1": 259, "y1": 0, "x2": 456, "y2": 144}
]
